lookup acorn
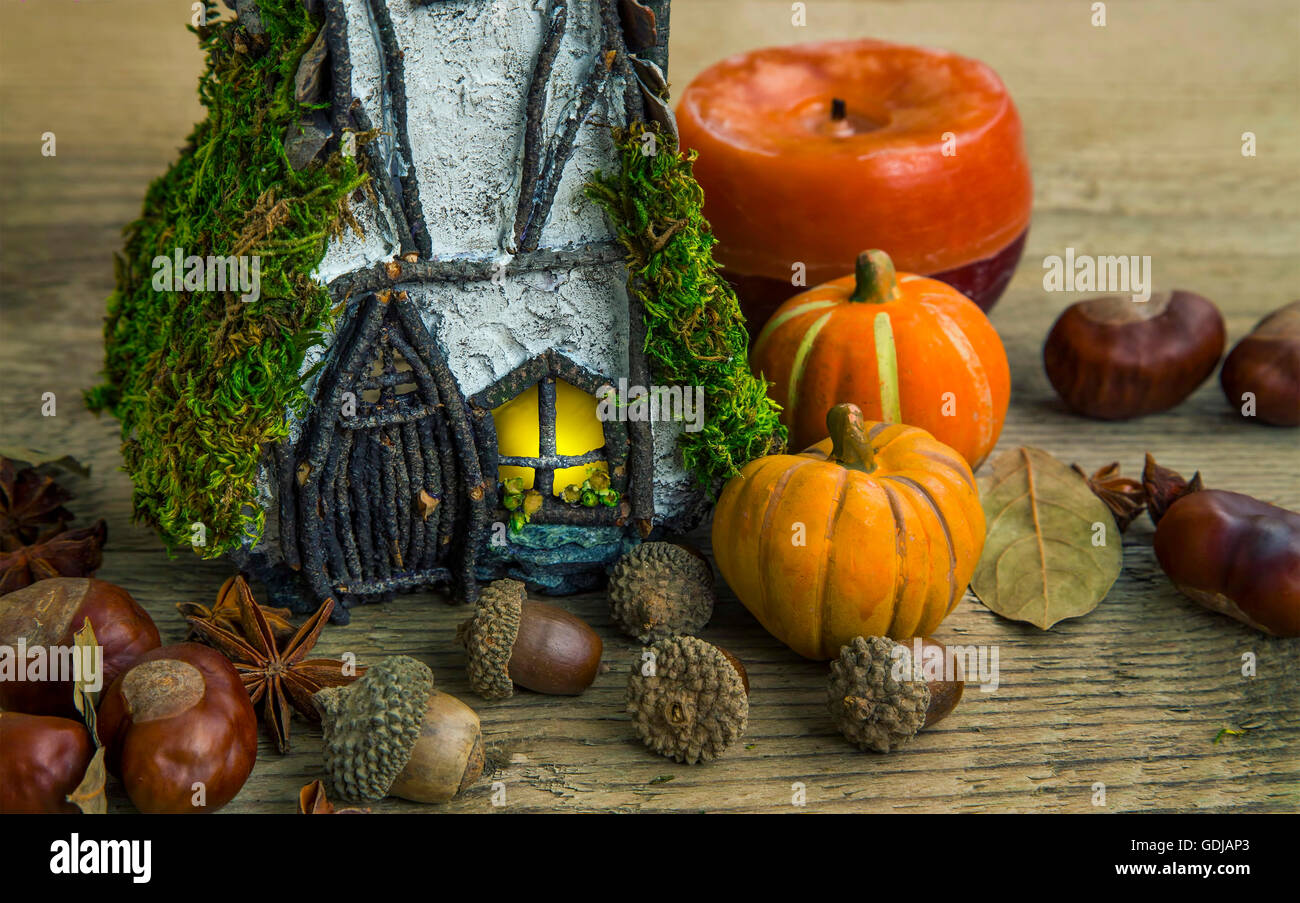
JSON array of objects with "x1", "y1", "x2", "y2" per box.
[
  {"x1": 0, "y1": 577, "x2": 161, "y2": 716},
  {"x1": 456, "y1": 578, "x2": 602, "y2": 699},
  {"x1": 626, "y1": 635, "x2": 749, "y2": 764},
  {"x1": 315, "y1": 655, "x2": 483, "y2": 804},
  {"x1": 827, "y1": 636, "x2": 965, "y2": 753},
  {"x1": 608, "y1": 542, "x2": 715, "y2": 643}
]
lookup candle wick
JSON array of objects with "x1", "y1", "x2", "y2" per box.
[{"x1": 831, "y1": 98, "x2": 847, "y2": 121}]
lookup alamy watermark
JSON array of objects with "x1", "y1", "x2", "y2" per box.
[
  {"x1": 152, "y1": 248, "x2": 261, "y2": 303},
  {"x1": 1042, "y1": 247, "x2": 1151, "y2": 302},
  {"x1": 596, "y1": 379, "x2": 704, "y2": 433},
  {"x1": 50, "y1": 834, "x2": 151, "y2": 884},
  {"x1": 0, "y1": 640, "x2": 103, "y2": 693},
  {"x1": 890, "y1": 637, "x2": 1000, "y2": 692}
]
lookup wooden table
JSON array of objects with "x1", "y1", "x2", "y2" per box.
[{"x1": 1, "y1": 0, "x2": 1296, "y2": 813}]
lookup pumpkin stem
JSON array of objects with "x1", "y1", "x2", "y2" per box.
[
  {"x1": 848, "y1": 249, "x2": 902, "y2": 304},
  {"x1": 827, "y1": 403, "x2": 876, "y2": 472}
]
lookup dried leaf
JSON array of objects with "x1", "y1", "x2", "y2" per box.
[
  {"x1": 68, "y1": 619, "x2": 107, "y2": 815},
  {"x1": 973, "y1": 447, "x2": 1122, "y2": 629},
  {"x1": 66, "y1": 747, "x2": 107, "y2": 815},
  {"x1": 72, "y1": 617, "x2": 101, "y2": 738}
]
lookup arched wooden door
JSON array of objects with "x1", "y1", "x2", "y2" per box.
[{"x1": 295, "y1": 290, "x2": 485, "y2": 613}]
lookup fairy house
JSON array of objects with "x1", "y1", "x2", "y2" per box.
[{"x1": 91, "y1": 0, "x2": 781, "y2": 621}]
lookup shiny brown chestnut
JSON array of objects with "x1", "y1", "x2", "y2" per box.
[
  {"x1": 1044, "y1": 291, "x2": 1226, "y2": 419},
  {"x1": 97, "y1": 642, "x2": 258, "y2": 813},
  {"x1": 0, "y1": 711, "x2": 95, "y2": 813},
  {"x1": 0, "y1": 577, "x2": 161, "y2": 716},
  {"x1": 1154, "y1": 490, "x2": 1300, "y2": 637},
  {"x1": 1221, "y1": 301, "x2": 1300, "y2": 427}
]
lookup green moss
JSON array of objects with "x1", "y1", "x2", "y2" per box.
[
  {"x1": 85, "y1": 1, "x2": 367, "y2": 557},
  {"x1": 586, "y1": 123, "x2": 786, "y2": 489}
]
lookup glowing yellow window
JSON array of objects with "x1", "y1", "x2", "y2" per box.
[{"x1": 491, "y1": 379, "x2": 608, "y2": 494}]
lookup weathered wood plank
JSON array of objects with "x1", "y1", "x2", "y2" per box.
[{"x1": 0, "y1": 0, "x2": 1295, "y2": 813}]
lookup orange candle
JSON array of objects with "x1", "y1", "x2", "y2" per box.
[{"x1": 677, "y1": 40, "x2": 1032, "y2": 326}]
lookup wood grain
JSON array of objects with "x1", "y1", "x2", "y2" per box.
[{"x1": 0, "y1": 0, "x2": 1296, "y2": 813}]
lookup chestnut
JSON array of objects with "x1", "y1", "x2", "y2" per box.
[
  {"x1": 97, "y1": 642, "x2": 258, "y2": 813},
  {"x1": 1154, "y1": 490, "x2": 1300, "y2": 637},
  {"x1": 1220, "y1": 301, "x2": 1300, "y2": 426},
  {"x1": 1043, "y1": 291, "x2": 1225, "y2": 419},
  {"x1": 0, "y1": 577, "x2": 161, "y2": 716},
  {"x1": 0, "y1": 711, "x2": 95, "y2": 814}
]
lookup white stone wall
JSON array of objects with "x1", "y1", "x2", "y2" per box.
[{"x1": 288, "y1": 0, "x2": 701, "y2": 530}]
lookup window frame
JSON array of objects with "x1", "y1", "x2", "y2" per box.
[{"x1": 468, "y1": 350, "x2": 630, "y2": 527}]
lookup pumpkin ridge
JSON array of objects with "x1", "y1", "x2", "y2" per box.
[
  {"x1": 787, "y1": 310, "x2": 836, "y2": 416},
  {"x1": 887, "y1": 474, "x2": 959, "y2": 618},
  {"x1": 879, "y1": 480, "x2": 910, "y2": 640},
  {"x1": 816, "y1": 467, "x2": 851, "y2": 658},
  {"x1": 919, "y1": 300, "x2": 994, "y2": 458},
  {"x1": 917, "y1": 449, "x2": 977, "y2": 492},
  {"x1": 756, "y1": 460, "x2": 801, "y2": 626},
  {"x1": 867, "y1": 421, "x2": 894, "y2": 444}
]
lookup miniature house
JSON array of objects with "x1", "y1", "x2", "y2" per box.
[{"x1": 245, "y1": 0, "x2": 697, "y2": 615}]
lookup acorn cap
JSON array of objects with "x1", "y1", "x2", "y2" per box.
[
  {"x1": 314, "y1": 655, "x2": 434, "y2": 801},
  {"x1": 608, "y1": 542, "x2": 715, "y2": 643},
  {"x1": 455, "y1": 578, "x2": 525, "y2": 700},
  {"x1": 626, "y1": 635, "x2": 748, "y2": 764},
  {"x1": 827, "y1": 636, "x2": 930, "y2": 753}
]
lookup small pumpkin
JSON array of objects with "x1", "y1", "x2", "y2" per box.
[
  {"x1": 712, "y1": 403, "x2": 985, "y2": 660},
  {"x1": 751, "y1": 249, "x2": 1010, "y2": 468}
]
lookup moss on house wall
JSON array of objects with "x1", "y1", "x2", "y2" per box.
[
  {"x1": 586, "y1": 123, "x2": 787, "y2": 490},
  {"x1": 85, "y1": 1, "x2": 367, "y2": 557}
]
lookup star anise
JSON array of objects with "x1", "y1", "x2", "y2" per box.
[
  {"x1": 0, "y1": 519, "x2": 106, "y2": 594},
  {"x1": 184, "y1": 578, "x2": 364, "y2": 753},
  {"x1": 0, "y1": 457, "x2": 74, "y2": 548},
  {"x1": 1072, "y1": 461, "x2": 1147, "y2": 532},
  {"x1": 1142, "y1": 453, "x2": 1204, "y2": 526},
  {"x1": 178, "y1": 574, "x2": 296, "y2": 646}
]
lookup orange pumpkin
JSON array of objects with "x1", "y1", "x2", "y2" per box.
[
  {"x1": 712, "y1": 403, "x2": 985, "y2": 660},
  {"x1": 751, "y1": 249, "x2": 1010, "y2": 468}
]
